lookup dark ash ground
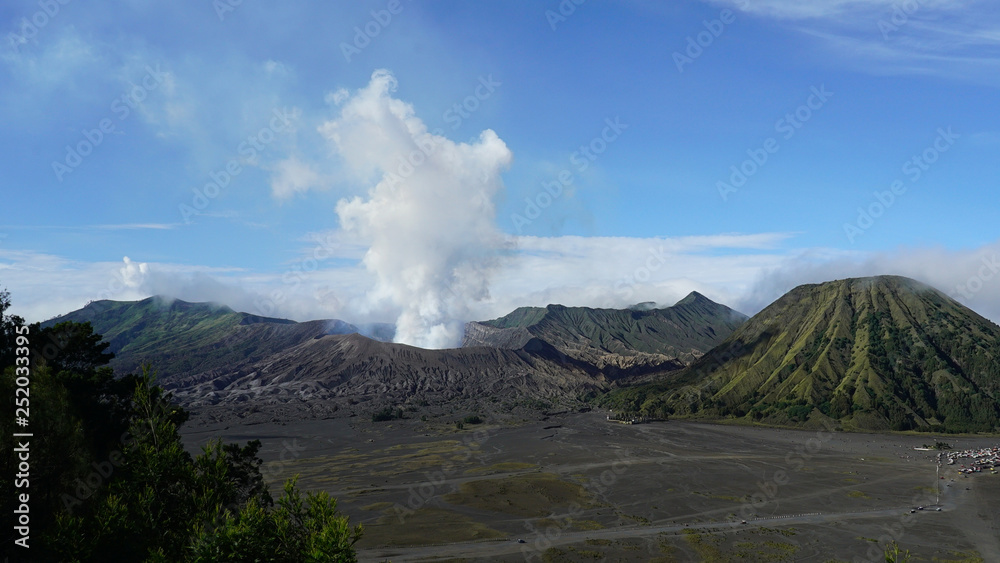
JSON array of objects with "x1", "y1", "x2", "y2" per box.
[{"x1": 182, "y1": 412, "x2": 1000, "y2": 562}]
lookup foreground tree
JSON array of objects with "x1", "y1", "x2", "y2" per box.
[
  {"x1": 48, "y1": 367, "x2": 362, "y2": 562},
  {"x1": 0, "y1": 286, "x2": 25, "y2": 370},
  {"x1": 0, "y1": 287, "x2": 361, "y2": 562},
  {"x1": 188, "y1": 478, "x2": 362, "y2": 562}
]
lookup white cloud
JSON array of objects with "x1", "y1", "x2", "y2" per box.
[
  {"x1": 479, "y1": 234, "x2": 797, "y2": 318},
  {"x1": 0, "y1": 252, "x2": 254, "y2": 323},
  {"x1": 269, "y1": 154, "x2": 326, "y2": 199},
  {"x1": 710, "y1": 0, "x2": 965, "y2": 21},
  {"x1": 1, "y1": 234, "x2": 787, "y2": 327},
  {"x1": 738, "y1": 241, "x2": 1000, "y2": 323},
  {"x1": 1, "y1": 30, "x2": 102, "y2": 89},
  {"x1": 706, "y1": 0, "x2": 1000, "y2": 81},
  {"x1": 5, "y1": 237, "x2": 999, "y2": 340}
]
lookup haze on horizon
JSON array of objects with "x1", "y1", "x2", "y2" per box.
[{"x1": 2, "y1": 0, "x2": 999, "y2": 347}]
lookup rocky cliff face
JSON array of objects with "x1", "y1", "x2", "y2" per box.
[
  {"x1": 461, "y1": 322, "x2": 534, "y2": 349},
  {"x1": 166, "y1": 333, "x2": 606, "y2": 423}
]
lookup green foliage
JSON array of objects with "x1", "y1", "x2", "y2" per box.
[
  {"x1": 883, "y1": 541, "x2": 911, "y2": 562},
  {"x1": 38, "y1": 321, "x2": 157, "y2": 460},
  {"x1": 595, "y1": 383, "x2": 666, "y2": 413},
  {"x1": 1, "y1": 363, "x2": 89, "y2": 547},
  {"x1": 520, "y1": 398, "x2": 553, "y2": 411},
  {"x1": 0, "y1": 288, "x2": 361, "y2": 561},
  {"x1": 33, "y1": 320, "x2": 115, "y2": 375},
  {"x1": 188, "y1": 478, "x2": 362, "y2": 562},
  {"x1": 44, "y1": 366, "x2": 362, "y2": 562},
  {"x1": 462, "y1": 414, "x2": 483, "y2": 425},
  {"x1": 2, "y1": 317, "x2": 138, "y2": 548},
  {"x1": 0, "y1": 286, "x2": 25, "y2": 369},
  {"x1": 784, "y1": 403, "x2": 813, "y2": 422},
  {"x1": 830, "y1": 388, "x2": 853, "y2": 418},
  {"x1": 371, "y1": 406, "x2": 403, "y2": 422}
]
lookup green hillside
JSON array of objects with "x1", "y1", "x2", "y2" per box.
[
  {"x1": 481, "y1": 292, "x2": 747, "y2": 364},
  {"x1": 40, "y1": 297, "x2": 355, "y2": 382},
  {"x1": 602, "y1": 276, "x2": 1000, "y2": 433}
]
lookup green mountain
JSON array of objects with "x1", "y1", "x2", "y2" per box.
[
  {"x1": 39, "y1": 296, "x2": 674, "y2": 423},
  {"x1": 603, "y1": 276, "x2": 1000, "y2": 433},
  {"x1": 464, "y1": 292, "x2": 747, "y2": 377},
  {"x1": 40, "y1": 296, "x2": 392, "y2": 382},
  {"x1": 37, "y1": 293, "x2": 749, "y2": 423}
]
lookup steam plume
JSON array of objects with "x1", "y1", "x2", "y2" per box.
[{"x1": 319, "y1": 70, "x2": 512, "y2": 349}]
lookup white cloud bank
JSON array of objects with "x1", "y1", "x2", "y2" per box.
[
  {"x1": 737, "y1": 242, "x2": 1000, "y2": 322},
  {"x1": 5, "y1": 238, "x2": 1000, "y2": 342}
]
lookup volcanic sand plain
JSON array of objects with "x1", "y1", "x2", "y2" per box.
[{"x1": 182, "y1": 412, "x2": 1000, "y2": 562}]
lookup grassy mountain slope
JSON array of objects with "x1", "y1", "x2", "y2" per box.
[
  {"x1": 465, "y1": 292, "x2": 747, "y2": 370},
  {"x1": 603, "y1": 276, "x2": 1000, "y2": 433},
  {"x1": 41, "y1": 297, "x2": 388, "y2": 382}
]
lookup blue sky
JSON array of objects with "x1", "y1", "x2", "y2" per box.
[{"x1": 2, "y1": 0, "x2": 999, "y2": 346}]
